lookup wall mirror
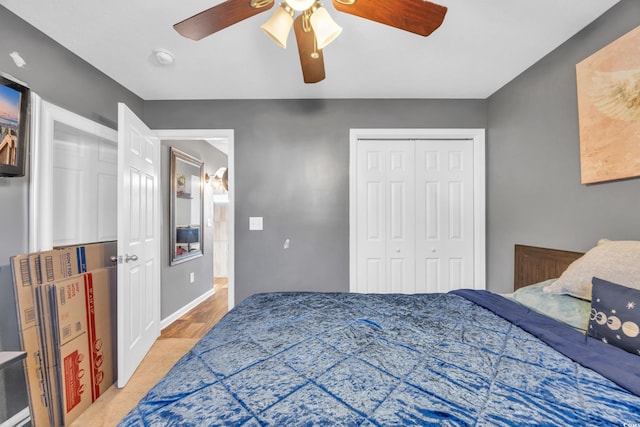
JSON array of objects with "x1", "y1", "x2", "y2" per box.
[{"x1": 170, "y1": 147, "x2": 204, "y2": 265}]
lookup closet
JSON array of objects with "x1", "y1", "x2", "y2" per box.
[
  {"x1": 30, "y1": 97, "x2": 117, "y2": 252},
  {"x1": 350, "y1": 129, "x2": 485, "y2": 294}
]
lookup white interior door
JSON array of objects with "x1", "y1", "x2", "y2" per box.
[
  {"x1": 117, "y1": 103, "x2": 161, "y2": 387},
  {"x1": 415, "y1": 139, "x2": 475, "y2": 293},
  {"x1": 350, "y1": 129, "x2": 486, "y2": 293},
  {"x1": 355, "y1": 140, "x2": 415, "y2": 293}
]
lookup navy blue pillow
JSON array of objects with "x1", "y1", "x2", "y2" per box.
[{"x1": 589, "y1": 277, "x2": 640, "y2": 356}]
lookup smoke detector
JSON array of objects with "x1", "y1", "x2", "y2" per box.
[{"x1": 153, "y1": 48, "x2": 175, "y2": 66}]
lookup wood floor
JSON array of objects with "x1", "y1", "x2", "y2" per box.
[
  {"x1": 161, "y1": 277, "x2": 229, "y2": 339},
  {"x1": 70, "y1": 278, "x2": 228, "y2": 427}
]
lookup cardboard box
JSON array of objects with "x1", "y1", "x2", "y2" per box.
[
  {"x1": 36, "y1": 242, "x2": 116, "y2": 363},
  {"x1": 10, "y1": 254, "x2": 51, "y2": 427},
  {"x1": 11, "y1": 255, "x2": 51, "y2": 426},
  {"x1": 51, "y1": 267, "x2": 116, "y2": 425},
  {"x1": 10, "y1": 242, "x2": 117, "y2": 426},
  {"x1": 46, "y1": 241, "x2": 117, "y2": 281},
  {"x1": 33, "y1": 280, "x2": 62, "y2": 426},
  {"x1": 37, "y1": 242, "x2": 116, "y2": 425}
]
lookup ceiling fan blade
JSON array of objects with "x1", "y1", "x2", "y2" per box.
[
  {"x1": 174, "y1": 0, "x2": 275, "y2": 41},
  {"x1": 332, "y1": 0, "x2": 447, "y2": 37},
  {"x1": 294, "y1": 15, "x2": 326, "y2": 84}
]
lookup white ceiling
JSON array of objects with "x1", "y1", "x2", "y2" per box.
[{"x1": 1, "y1": 0, "x2": 619, "y2": 100}]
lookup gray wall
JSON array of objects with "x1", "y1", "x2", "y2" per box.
[
  {"x1": 144, "y1": 99, "x2": 487, "y2": 303},
  {"x1": 1, "y1": 0, "x2": 639, "y2": 419},
  {"x1": 0, "y1": 6, "x2": 143, "y2": 421},
  {"x1": 486, "y1": 0, "x2": 640, "y2": 293},
  {"x1": 160, "y1": 140, "x2": 227, "y2": 319}
]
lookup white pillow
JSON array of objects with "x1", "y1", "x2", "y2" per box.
[{"x1": 542, "y1": 239, "x2": 640, "y2": 300}]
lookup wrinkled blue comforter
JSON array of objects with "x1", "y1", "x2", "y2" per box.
[{"x1": 120, "y1": 291, "x2": 640, "y2": 426}]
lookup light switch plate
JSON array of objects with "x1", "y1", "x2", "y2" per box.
[{"x1": 249, "y1": 217, "x2": 263, "y2": 231}]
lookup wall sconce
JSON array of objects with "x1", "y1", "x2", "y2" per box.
[{"x1": 211, "y1": 167, "x2": 228, "y2": 191}]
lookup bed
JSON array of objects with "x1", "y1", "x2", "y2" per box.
[{"x1": 120, "y1": 242, "x2": 640, "y2": 426}]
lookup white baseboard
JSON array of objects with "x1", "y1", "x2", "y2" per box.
[
  {"x1": 160, "y1": 288, "x2": 216, "y2": 330},
  {"x1": 1, "y1": 407, "x2": 30, "y2": 427}
]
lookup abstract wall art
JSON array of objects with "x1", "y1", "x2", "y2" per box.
[{"x1": 576, "y1": 25, "x2": 640, "y2": 184}]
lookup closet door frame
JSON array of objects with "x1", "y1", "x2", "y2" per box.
[
  {"x1": 349, "y1": 128, "x2": 486, "y2": 292},
  {"x1": 29, "y1": 94, "x2": 118, "y2": 252}
]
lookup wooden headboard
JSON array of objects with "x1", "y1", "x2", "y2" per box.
[{"x1": 514, "y1": 244, "x2": 584, "y2": 291}]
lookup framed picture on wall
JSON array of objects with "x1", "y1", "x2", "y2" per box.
[
  {"x1": 0, "y1": 74, "x2": 30, "y2": 177},
  {"x1": 576, "y1": 25, "x2": 640, "y2": 184}
]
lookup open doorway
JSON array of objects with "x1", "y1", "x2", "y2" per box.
[
  {"x1": 155, "y1": 129, "x2": 235, "y2": 320},
  {"x1": 208, "y1": 140, "x2": 229, "y2": 312}
]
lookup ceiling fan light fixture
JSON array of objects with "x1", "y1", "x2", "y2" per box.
[
  {"x1": 173, "y1": 0, "x2": 448, "y2": 84},
  {"x1": 310, "y1": 6, "x2": 342, "y2": 49},
  {"x1": 260, "y1": 3, "x2": 295, "y2": 48},
  {"x1": 285, "y1": 0, "x2": 315, "y2": 12}
]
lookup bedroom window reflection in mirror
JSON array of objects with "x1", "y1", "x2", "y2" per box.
[{"x1": 170, "y1": 147, "x2": 204, "y2": 265}]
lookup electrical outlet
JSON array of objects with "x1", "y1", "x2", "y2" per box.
[{"x1": 190, "y1": 272, "x2": 195, "y2": 283}]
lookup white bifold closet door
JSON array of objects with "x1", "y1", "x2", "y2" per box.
[{"x1": 355, "y1": 138, "x2": 475, "y2": 294}]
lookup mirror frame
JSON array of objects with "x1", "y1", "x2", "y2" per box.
[{"x1": 170, "y1": 147, "x2": 204, "y2": 265}]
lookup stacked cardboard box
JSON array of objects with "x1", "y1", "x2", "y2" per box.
[
  {"x1": 10, "y1": 253, "x2": 50, "y2": 427},
  {"x1": 11, "y1": 241, "x2": 117, "y2": 426}
]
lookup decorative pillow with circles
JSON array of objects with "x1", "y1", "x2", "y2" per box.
[
  {"x1": 543, "y1": 239, "x2": 640, "y2": 300},
  {"x1": 589, "y1": 277, "x2": 640, "y2": 356}
]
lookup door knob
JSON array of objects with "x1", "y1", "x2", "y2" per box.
[
  {"x1": 395, "y1": 248, "x2": 401, "y2": 253},
  {"x1": 125, "y1": 254, "x2": 139, "y2": 263},
  {"x1": 111, "y1": 254, "x2": 138, "y2": 264}
]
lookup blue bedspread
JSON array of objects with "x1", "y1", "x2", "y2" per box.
[{"x1": 120, "y1": 291, "x2": 640, "y2": 426}]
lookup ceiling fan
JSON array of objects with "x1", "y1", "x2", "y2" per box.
[{"x1": 174, "y1": 0, "x2": 448, "y2": 84}]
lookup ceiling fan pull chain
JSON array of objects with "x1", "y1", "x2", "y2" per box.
[
  {"x1": 311, "y1": 35, "x2": 320, "y2": 59},
  {"x1": 300, "y1": 8, "x2": 320, "y2": 59}
]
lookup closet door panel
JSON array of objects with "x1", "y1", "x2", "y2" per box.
[
  {"x1": 386, "y1": 143, "x2": 415, "y2": 293},
  {"x1": 415, "y1": 139, "x2": 474, "y2": 293},
  {"x1": 356, "y1": 141, "x2": 387, "y2": 293}
]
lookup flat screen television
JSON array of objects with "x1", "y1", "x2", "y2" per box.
[{"x1": 0, "y1": 74, "x2": 30, "y2": 177}]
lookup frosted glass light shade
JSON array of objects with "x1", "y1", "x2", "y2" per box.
[
  {"x1": 285, "y1": 0, "x2": 315, "y2": 11},
  {"x1": 310, "y1": 7, "x2": 342, "y2": 49},
  {"x1": 261, "y1": 6, "x2": 294, "y2": 48}
]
